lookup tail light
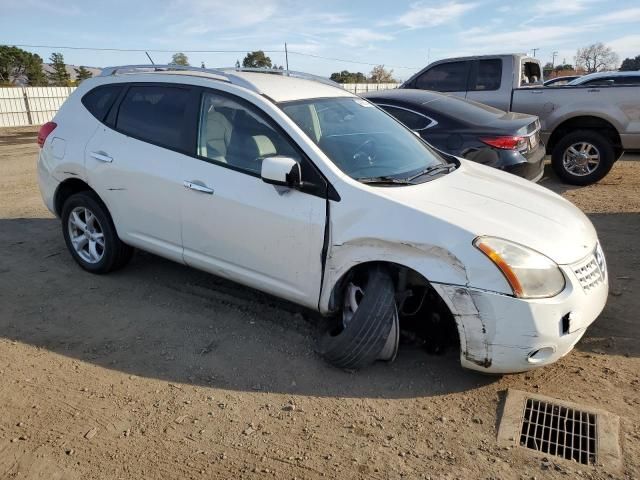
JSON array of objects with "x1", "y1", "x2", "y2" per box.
[
  {"x1": 37, "y1": 122, "x2": 57, "y2": 148},
  {"x1": 480, "y1": 135, "x2": 527, "y2": 150}
]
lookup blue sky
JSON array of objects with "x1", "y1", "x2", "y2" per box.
[{"x1": 1, "y1": 0, "x2": 639, "y2": 80}]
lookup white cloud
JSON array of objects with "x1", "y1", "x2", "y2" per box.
[
  {"x1": 461, "y1": 25, "x2": 591, "y2": 52},
  {"x1": 599, "y1": 7, "x2": 640, "y2": 24},
  {"x1": 339, "y1": 29, "x2": 394, "y2": 47},
  {"x1": 395, "y1": 1, "x2": 477, "y2": 29},
  {"x1": 532, "y1": 0, "x2": 600, "y2": 14},
  {"x1": 607, "y1": 34, "x2": 640, "y2": 59}
]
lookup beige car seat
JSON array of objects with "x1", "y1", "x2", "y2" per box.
[{"x1": 200, "y1": 107, "x2": 232, "y2": 162}]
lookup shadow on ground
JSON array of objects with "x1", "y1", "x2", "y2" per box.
[
  {"x1": 0, "y1": 217, "x2": 494, "y2": 399},
  {"x1": 0, "y1": 209, "x2": 637, "y2": 398}
]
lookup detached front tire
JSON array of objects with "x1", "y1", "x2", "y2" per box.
[
  {"x1": 551, "y1": 130, "x2": 615, "y2": 185},
  {"x1": 61, "y1": 191, "x2": 133, "y2": 274},
  {"x1": 319, "y1": 266, "x2": 399, "y2": 370}
]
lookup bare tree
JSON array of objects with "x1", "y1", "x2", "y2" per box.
[
  {"x1": 575, "y1": 43, "x2": 619, "y2": 73},
  {"x1": 369, "y1": 65, "x2": 396, "y2": 83}
]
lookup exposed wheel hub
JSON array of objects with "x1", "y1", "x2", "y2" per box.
[
  {"x1": 68, "y1": 206, "x2": 105, "y2": 264},
  {"x1": 563, "y1": 142, "x2": 600, "y2": 176}
]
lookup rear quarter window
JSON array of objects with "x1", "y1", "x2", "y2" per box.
[
  {"x1": 116, "y1": 85, "x2": 190, "y2": 151},
  {"x1": 81, "y1": 85, "x2": 123, "y2": 122},
  {"x1": 380, "y1": 105, "x2": 434, "y2": 130}
]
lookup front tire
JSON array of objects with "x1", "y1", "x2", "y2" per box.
[
  {"x1": 318, "y1": 266, "x2": 399, "y2": 370},
  {"x1": 61, "y1": 191, "x2": 133, "y2": 274},
  {"x1": 551, "y1": 130, "x2": 615, "y2": 185}
]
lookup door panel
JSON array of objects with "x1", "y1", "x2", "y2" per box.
[
  {"x1": 85, "y1": 126, "x2": 185, "y2": 262},
  {"x1": 181, "y1": 89, "x2": 326, "y2": 308},
  {"x1": 181, "y1": 161, "x2": 326, "y2": 307}
]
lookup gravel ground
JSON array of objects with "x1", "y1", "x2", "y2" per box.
[{"x1": 0, "y1": 127, "x2": 638, "y2": 479}]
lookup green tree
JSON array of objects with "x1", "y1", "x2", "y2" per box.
[
  {"x1": 329, "y1": 70, "x2": 367, "y2": 83},
  {"x1": 47, "y1": 52, "x2": 70, "y2": 86},
  {"x1": 0, "y1": 45, "x2": 46, "y2": 85},
  {"x1": 369, "y1": 65, "x2": 396, "y2": 83},
  {"x1": 74, "y1": 65, "x2": 93, "y2": 84},
  {"x1": 620, "y1": 55, "x2": 640, "y2": 71},
  {"x1": 242, "y1": 51, "x2": 272, "y2": 68},
  {"x1": 170, "y1": 52, "x2": 189, "y2": 66}
]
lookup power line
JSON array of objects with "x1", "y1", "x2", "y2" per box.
[
  {"x1": 1, "y1": 43, "x2": 283, "y2": 53},
  {"x1": 1, "y1": 43, "x2": 419, "y2": 70},
  {"x1": 288, "y1": 50, "x2": 418, "y2": 69}
]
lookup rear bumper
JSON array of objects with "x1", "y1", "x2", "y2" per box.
[
  {"x1": 37, "y1": 151, "x2": 59, "y2": 216},
  {"x1": 499, "y1": 144, "x2": 546, "y2": 182}
]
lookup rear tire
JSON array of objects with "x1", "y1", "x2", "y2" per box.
[
  {"x1": 318, "y1": 266, "x2": 398, "y2": 370},
  {"x1": 551, "y1": 130, "x2": 615, "y2": 185},
  {"x1": 61, "y1": 191, "x2": 133, "y2": 274}
]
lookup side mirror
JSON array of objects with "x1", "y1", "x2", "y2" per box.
[{"x1": 261, "y1": 156, "x2": 301, "y2": 188}]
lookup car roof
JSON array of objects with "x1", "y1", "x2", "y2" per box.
[
  {"x1": 569, "y1": 70, "x2": 640, "y2": 84},
  {"x1": 362, "y1": 88, "x2": 450, "y2": 105},
  {"x1": 96, "y1": 66, "x2": 353, "y2": 103}
]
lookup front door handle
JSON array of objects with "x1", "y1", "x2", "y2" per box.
[
  {"x1": 184, "y1": 180, "x2": 214, "y2": 194},
  {"x1": 90, "y1": 151, "x2": 113, "y2": 163}
]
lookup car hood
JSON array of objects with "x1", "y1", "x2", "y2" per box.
[{"x1": 378, "y1": 160, "x2": 597, "y2": 265}]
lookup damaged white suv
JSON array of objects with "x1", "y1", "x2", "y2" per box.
[{"x1": 37, "y1": 66, "x2": 608, "y2": 373}]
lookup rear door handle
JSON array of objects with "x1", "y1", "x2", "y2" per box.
[
  {"x1": 90, "y1": 151, "x2": 113, "y2": 163},
  {"x1": 184, "y1": 180, "x2": 214, "y2": 194}
]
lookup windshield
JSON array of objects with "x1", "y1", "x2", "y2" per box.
[{"x1": 279, "y1": 97, "x2": 446, "y2": 183}]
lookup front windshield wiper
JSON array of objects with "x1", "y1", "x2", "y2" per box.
[
  {"x1": 406, "y1": 163, "x2": 455, "y2": 182},
  {"x1": 357, "y1": 176, "x2": 416, "y2": 185}
]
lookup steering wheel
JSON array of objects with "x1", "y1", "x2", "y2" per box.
[{"x1": 352, "y1": 139, "x2": 377, "y2": 166}]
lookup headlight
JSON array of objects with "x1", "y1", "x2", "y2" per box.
[{"x1": 474, "y1": 236, "x2": 565, "y2": 298}]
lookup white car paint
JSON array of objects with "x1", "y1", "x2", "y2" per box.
[{"x1": 37, "y1": 69, "x2": 608, "y2": 373}]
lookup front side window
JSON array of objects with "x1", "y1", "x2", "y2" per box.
[
  {"x1": 380, "y1": 105, "x2": 434, "y2": 131},
  {"x1": 198, "y1": 91, "x2": 301, "y2": 175},
  {"x1": 471, "y1": 59, "x2": 502, "y2": 91},
  {"x1": 281, "y1": 97, "x2": 446, "y2": 183},
  {"x1": 415, "y1": 61, "x2": 469, "y2": 92},
  {"x1": 116, "y1": 85, "x2": 190, "y2": 151}
]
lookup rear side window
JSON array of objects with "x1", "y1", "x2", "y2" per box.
[
  {"x1": 414, "y1": 61, "x2": 469, "y2": 92},
  {"x1": 81, "y1": 85, "x2": 122, "y2": 122},
  {"x1": 471, "y1": 59, "x2": 502, "y2": 91},
  {"x1": 615, "y1": 76, "x2": 640, "y2": 85},
  {"x1": 116, "y1": 85, "x2": 190, "y2": 151},
  {"x1": 380, "y1": 105, "x2": 434, "y2": 130}
]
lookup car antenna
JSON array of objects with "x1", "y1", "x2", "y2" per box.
[{"x1": 145, "y1": 51, "x2": 155, "y2": 65}]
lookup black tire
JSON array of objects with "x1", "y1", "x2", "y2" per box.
[
  {"x1": 318, "y1": 266, "x2": 397, "y2": 370},
  {"x1": 61, "y1": 191, "x2": 133, "y2": 274},
  {"x1": 551, "y1": 130, "x2": 615, "y2": 185}
]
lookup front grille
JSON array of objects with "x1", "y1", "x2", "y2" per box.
[
  {"x1": 573, "y1": 248, "x2": 605, "y2": 292},
  {"x1": 520, "y1": 398, "x2": 597, "y2": 465}
]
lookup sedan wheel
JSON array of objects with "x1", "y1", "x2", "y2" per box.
[
  {"x1": 562, "y1": 142, "x2": 600, "y2": 177},
  {"x1": 67, "y1": 206, "x2": 106, "y2": 264}
]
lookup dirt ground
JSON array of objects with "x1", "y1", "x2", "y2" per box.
[{"x1": 0, "y1": 126, "x2": 638, "y2": 479}]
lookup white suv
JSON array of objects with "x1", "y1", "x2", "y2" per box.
[{"x1": 37, "y1": 65, "x2": 608, "y2": 373}]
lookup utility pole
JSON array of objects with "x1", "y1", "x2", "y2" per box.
[
  {"x1": 552, "y1": 51, "x2": 558, "y2": 69},
  {"x1": 531, "y1": 48, "x2": 539, "y2": 57},
  {"x1": 284, "y1": 42, "x2": 289, "y2": 71}
]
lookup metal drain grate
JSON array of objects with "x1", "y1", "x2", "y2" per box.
[{"x1": 520, "y1": 398, "x2": 597, "y2": 465}]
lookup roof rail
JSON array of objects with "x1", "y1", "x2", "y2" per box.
[
  {"x1": 98, "y1": 64, "x2": 261, "y2": 93},
  {"x1": 227, "y1": 67, "x2": 341, "y2": 88}
]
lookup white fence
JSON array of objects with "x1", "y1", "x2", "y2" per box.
[
  {"x1": 0, "y1": 87, "x2": 76, "y2": 127},
  {"x1": 341, "y1": 83, "x2": 399, "y2": 94},
  {"x1": 0, "y1": 82, "x2": 398, "y2": 128}
]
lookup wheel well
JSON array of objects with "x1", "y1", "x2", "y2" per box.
[
  {"x1": 53, "y1": 178, "x2": 97, "y2": 217},
  {"x1": 328, "y1": 261, "x2": 459, "y2": 351},
  {"x1": 547, "y1": 116, "x2": 622, "y2": 158}
]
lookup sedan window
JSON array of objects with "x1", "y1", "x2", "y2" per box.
[{"x1": 379, "y1": 105, "x2": 434, "y2": 131}]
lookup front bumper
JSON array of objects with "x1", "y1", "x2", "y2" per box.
[{"x1": 433, "y1": 249, "x2": 608, "y2": 374}]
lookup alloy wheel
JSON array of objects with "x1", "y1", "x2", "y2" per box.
[
  {"x1": 67, "y1": 206, "x2": 105, "y2": 264},
  {"x1": 562, "y1": 142, "x2": 601, "y2": 176}
]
